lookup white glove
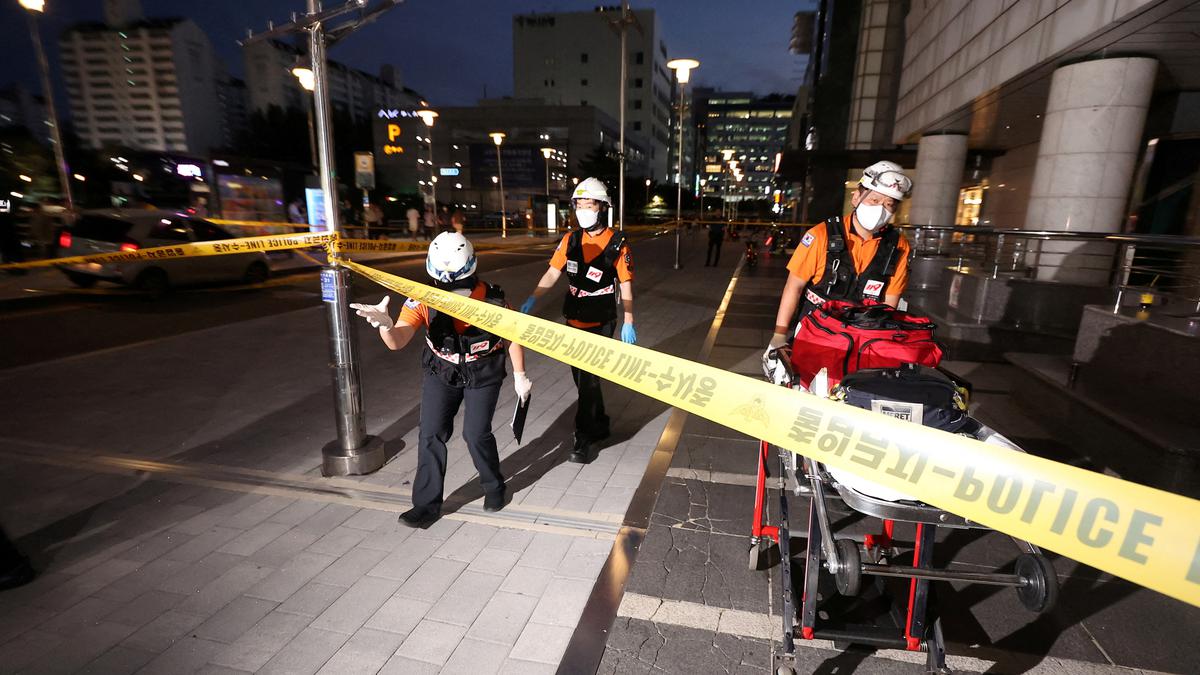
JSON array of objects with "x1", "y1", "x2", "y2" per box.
[
  {"x1": 762, "y1": 333, "x2": 792, "y2": 386},
  {"x1": 349, "y1": 296, "x2": 394, "y2": 330},
  {"x1": 513, "y1": 371, "x2": 532, "y2": 403}
]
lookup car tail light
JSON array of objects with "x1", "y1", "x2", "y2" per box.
[
  {"x1": 119, "y1": 242, "x2": 139, "y2": 252},
  {"x1": 58, "y1": 231, "x2": 72, "y2": 249}
]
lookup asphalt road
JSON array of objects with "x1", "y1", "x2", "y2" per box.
[{"x1": 0, "y1": 248, "x2": 553, "y2": 371}]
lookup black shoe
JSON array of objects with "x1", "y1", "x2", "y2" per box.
[
  {"x1": 483, "y1": 488, "x2": 507, "y2": 513},
  {"x1": 569, "y1": 436, "x2": 593, "y2": 464},
  {"x1": 398, "y1": 505, "x2": 441, "y2": 529},
  {"x1": 0, "y1": 558, "x2": 36, "y2": 592}
]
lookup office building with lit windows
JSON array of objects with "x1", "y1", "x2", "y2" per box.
[{"x1": 694, "y1": 90, "x2": 794, "y2": 205}]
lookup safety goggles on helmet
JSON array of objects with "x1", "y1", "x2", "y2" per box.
[{"x1": 860, "y1": 161, "x2": 912, "y2": 201}]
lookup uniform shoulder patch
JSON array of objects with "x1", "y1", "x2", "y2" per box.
[
  {"x1": 403, "y1": 297, "x2": 421, "y2": 309},
  {"x1": 801, "y1": 232, "x2": 815, "y2": 247}
]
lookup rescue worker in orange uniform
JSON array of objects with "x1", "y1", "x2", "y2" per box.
[
  {"x1": 518, "y1": 177, "x2": 635, "y2": 464},
  {"x1": 763, "y1": 161, "x2": 914, "y2": 380},
  {"x1": 351, "y1": 232, "x2": 532, "y2": 528}
]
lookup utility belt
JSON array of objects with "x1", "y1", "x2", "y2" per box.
[
  {"x1": 424, "y1": 336, "x2": 503, "y2": 364},
  {"x1": 568, "y1": 283, "x2": 615, "y2": 298}
]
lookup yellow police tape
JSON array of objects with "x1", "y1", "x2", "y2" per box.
[
  {"x1": 340, "y1": 258, "x2": 1200, "y2": 608},
  {"x1": 0, "y1": 231, "x2": 336, "y2": 270}
]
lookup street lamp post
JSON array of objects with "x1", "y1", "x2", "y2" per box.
[
  {"x1": 540, "y1": 147, "x2": 553, "y2": 200},
  {"x1": 490, "y1": 132, "x2": 507, "y2": 238},
  {"x1": 20, "y1": 0, "x2": 73, "y2": 213},
  {"x1": 644, "y1": 178, "x2": 651, "y2": 207},
  {"x1": 666, "y1": 58, "x2": 699, "y2": 271},
  {"x1": 245, "y1": 0, "x2": 405, "y2": 477},
  {"x1": 291, "y1": 64, "x2": 318, "y2": 171},
  {"x1": 417, "y1": 109, "x2": 439, "y2": 210},
  {"x1": 721, "y1": 149, "x2": 734, "y2": 219},
  {"x1": 699, "y1": 178, "x2": 706, "y2": 218}
]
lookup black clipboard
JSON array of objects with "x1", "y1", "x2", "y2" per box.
[{"x1": 511, "y1": 396, "x2": 530, "y2": 444}]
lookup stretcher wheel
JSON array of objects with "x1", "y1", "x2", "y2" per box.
[
  {"x1": 834, "y1": 539, "x2": 862, "y2": 597},
  {"x1": 1015, "y1": 553, "x2": 1058, "y2": 614}
]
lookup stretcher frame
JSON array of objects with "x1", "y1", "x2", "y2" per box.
[{"x1": 750, "y1": 365, "x2": 1059, "y2": 675}]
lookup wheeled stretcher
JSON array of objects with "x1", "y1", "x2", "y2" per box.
[{"x1": 750, "y1": 365, "x2": 1059, "y2": 674}]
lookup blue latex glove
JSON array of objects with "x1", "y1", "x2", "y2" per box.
[
  {"x1": 621, "y1": 323, "x2": 637, "y2": 344},
  {"x1": 519, "y1": 296, "x2": 536, "y2": 314}
]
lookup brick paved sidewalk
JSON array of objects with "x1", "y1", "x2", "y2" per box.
[{"x1": 0, "y1": 230, "x2": 743, "y2": 673}]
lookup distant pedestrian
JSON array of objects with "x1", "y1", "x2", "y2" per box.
[
  {"x1": 705, "y1": 220, "x2": 725, "y2": 266},
  {"x1": 451, "y1": 210, "x2": 465, "y2": 235},
  {"x1": 406, "y1": 207, "x2": 420, "y2": 239},
  {"x1": 423, "y1": 208, "x2": 436, "y2": 240},
  {"x1": 364, "y1": 202, "x2": 384, "y2": 238},
  {"x1": 288, "y1": 199, "x2": 307, "y2": 224}
]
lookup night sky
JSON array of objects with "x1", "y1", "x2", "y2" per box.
[{"x1": 0, "y1": 0, "x2": 811, "y2": 113}]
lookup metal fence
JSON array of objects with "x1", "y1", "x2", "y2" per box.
[{"x1": 900, "y1": 225, "x2": 1200, "y2": 313}]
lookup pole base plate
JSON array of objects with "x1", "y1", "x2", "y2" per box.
[{"x1": 322, "y1": 435, "x2": 387, "y2": 477}]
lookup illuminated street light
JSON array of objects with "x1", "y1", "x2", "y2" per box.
[
  {"x1": 417, "y1": 109, "x2": 439, "y2": 208},
  {"x1": 73, "y1": 173, "x2": 85, "y2": 181},
  {"x1": 291, "y1": 61, "x2": 317, "y2": 170},
  {"x1": 291, "y1": 66, "x2": 315, "y2": 92},
  {"x1": 18, "y1": 0, "x2": 46, "y2": 11},
  {"x1": 666, "y1": 57, "x2": 700, "y2": 270},
  {"x1": 18, "y1": 175, "x2": 32, "y2": 183},
  {"x1": 490, "y1": 132, "x2": 507, "y2": 237}
]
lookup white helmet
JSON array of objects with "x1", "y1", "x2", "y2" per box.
[
  {"x1": 571, "y1": 177, "x2": 611, "y2": 206},
  {"x1": 859, "y1": 161, "x2": 912, "y2": 200},
  {"x1": 426, "y1": 232, "x2": 477, "y2": 283}
]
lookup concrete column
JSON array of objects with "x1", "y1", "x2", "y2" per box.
[
  {"x1": 909, "y1": 133, "x2": 968, "y2": 226},
  {"x1": 1024, "y1": 57, "x2": 1157, "y2": 283}
]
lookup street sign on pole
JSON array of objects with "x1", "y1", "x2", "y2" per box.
[{"x1": 354, "y1": 151, "x2": 375, "y2": 190}]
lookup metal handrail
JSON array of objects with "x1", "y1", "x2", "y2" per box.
[{"x1": 898, "y1": 225, "x2": 1200, "y2": 312}]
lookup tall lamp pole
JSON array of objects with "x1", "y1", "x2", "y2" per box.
[
  {"x1": 540, "y1": 147, "x2": 553, "y2": 200},
  {"x1": 417, "y1": 109, "x2": 439, "y2": 209},
  {"x1": 490, "y1": 132, "x2": 507, "y2": 237},
  {"x1": 20, "y1": 0, "x2": 73, "y2": 213},
  {"x1": 245, "y1": 0, "x2": 403, "y2": 477},
  {"x1": 609, "y1": 1, "x2": 636, "y2": 231},
  {"x1": 666, "y1": 58, "x2": 699, "y2": 271}
]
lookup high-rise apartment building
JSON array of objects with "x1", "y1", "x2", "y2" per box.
[
  {"x1": 60, "y1": 3, "x2": 232, "y2": 154},
  {"x1": 512, "y1": 7, "x2": 671, "y2": 180},
  {"x1": 242, "y1": 39, "x2": 424, "y2": 125}
]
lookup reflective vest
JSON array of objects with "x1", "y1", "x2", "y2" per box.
[
  {"x1": 422, "y1": 282, "x2": 507, "y2": 388},
  {"x1": 562, "y1": 228, "x2": 627, "y2": 324},
  {"x1": 798, "y1": 216, "x2": 902, "y2": 319}
]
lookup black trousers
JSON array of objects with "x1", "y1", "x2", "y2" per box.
[
  {"x1": 706, "y1": 237, "x2": 723, "y2": 266},
  {"x1": 413, "y1": 373, "x2": 504, "y2": 510},
  {"x1": 571, "y1": 320, "x2": 615, "y2": 441}
]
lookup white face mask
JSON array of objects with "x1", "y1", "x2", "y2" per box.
[
  {"x1": 575, "y1": 208, "x2": 600, "y2": 229},
  {"x1": 452, "y1": 288, "x2": 472, "y2": 297},
  {"x1": 855, "y1": 202, "x2": 893, "y2": 232}
]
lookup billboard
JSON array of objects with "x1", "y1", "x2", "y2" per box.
[
  {"x1": 469, "y1": 144, "x2": 543, "y2": 189},
  {"x1": 372, "y1": 108, "x2": 423, "y2": 195}
]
